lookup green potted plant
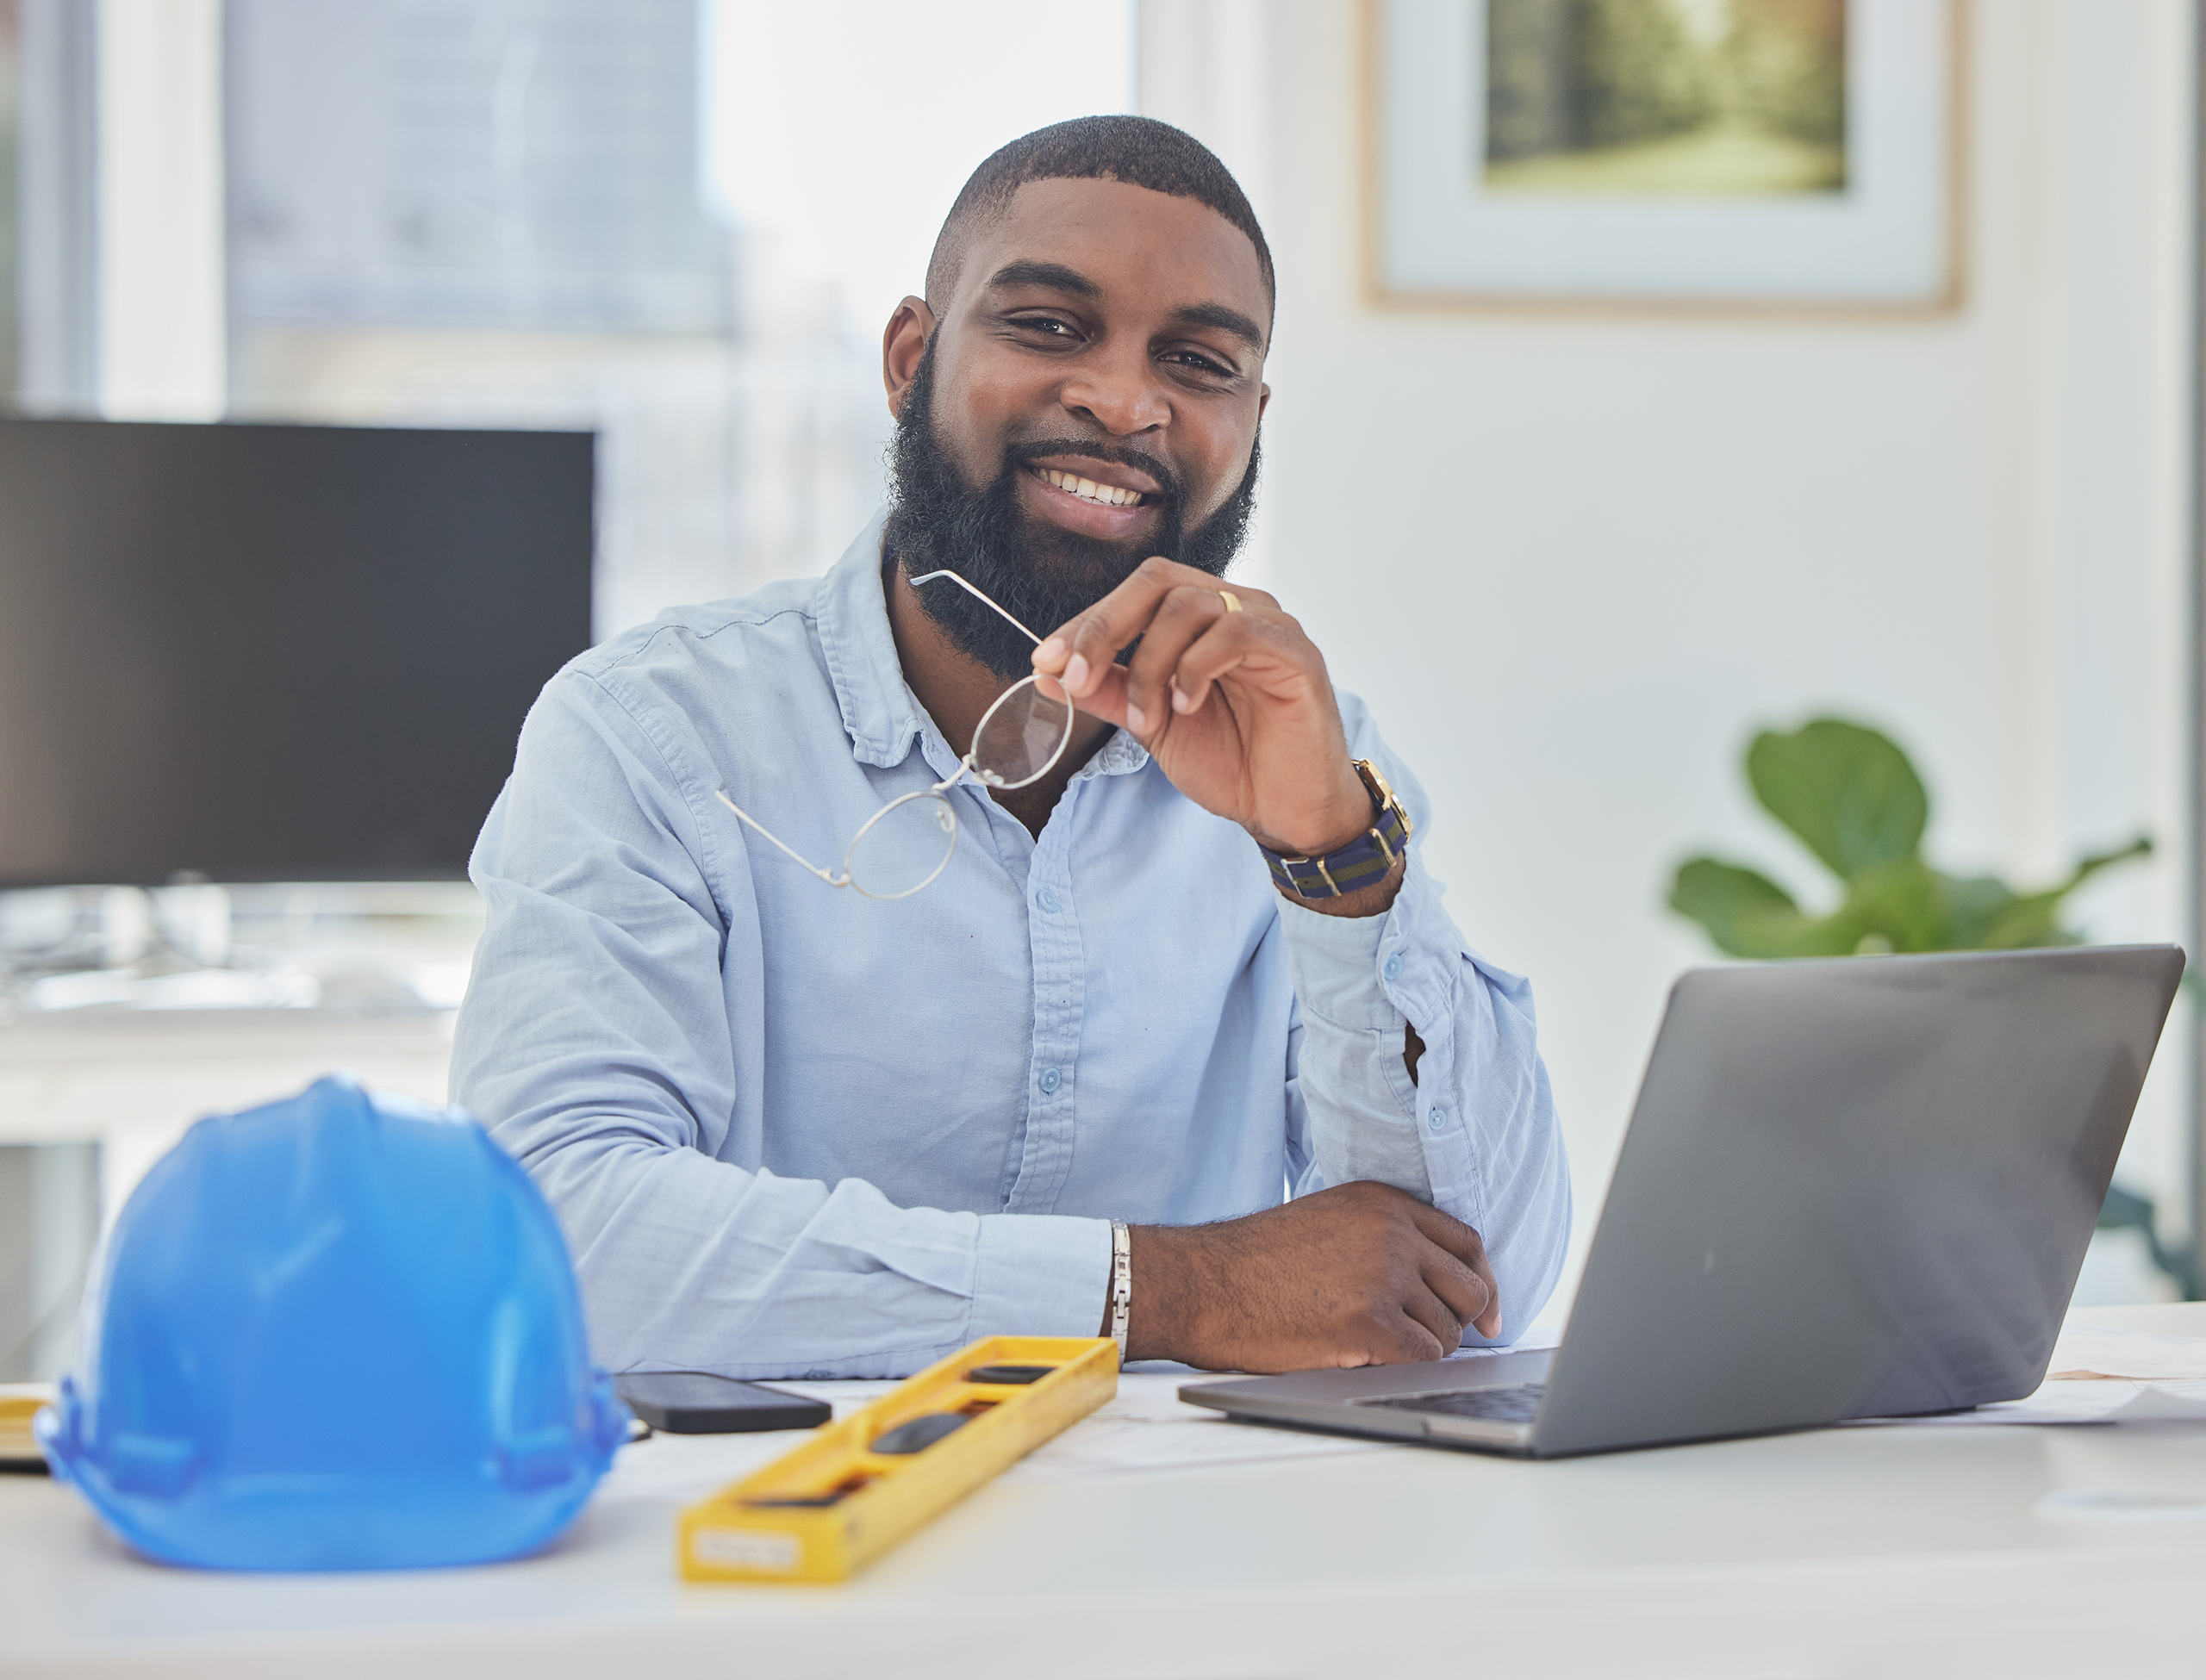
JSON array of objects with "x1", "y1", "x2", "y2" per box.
[
  {"x1": 1669, "y1": 718, "x2": 2148, "y2": 958},
  {"x1": 1667, "y1": 716, "x2": 2176, "y2": 1291}
]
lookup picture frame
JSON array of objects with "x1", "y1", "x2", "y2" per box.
[{"x1": 1367, "y1": 0, "x2": 1966, "y2": 314}]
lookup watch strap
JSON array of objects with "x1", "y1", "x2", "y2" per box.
[{"x1": 1259, "y1": 760, "x2": 1413, "y2": 899}]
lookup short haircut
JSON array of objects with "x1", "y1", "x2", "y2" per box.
[{"x1": 925, "y1": 115, "x2": 1274, "y2": 323}]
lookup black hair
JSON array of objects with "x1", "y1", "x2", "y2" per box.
[{"x1": 925, "y1": 115, "x2": 1274, "y2": 320}]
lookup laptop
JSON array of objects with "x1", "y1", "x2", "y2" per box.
[{"x1": 1181, "y1": 944, "x2": 2185, "y2": 1458}]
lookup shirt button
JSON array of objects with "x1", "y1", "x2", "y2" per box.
[
  {"x1": 1382, "y1": 952, "x2": 1404, "y2": 981},
  {"x1": 1037, "y1": 887, "x2": 1060, "y2": 913},
  {"x1": 1039, "y1": 1067, "x2": 1062, "y2": 1094},
  {"x1": 1429, "y1": 1107, "x2": 1448, "y2": 1133}
]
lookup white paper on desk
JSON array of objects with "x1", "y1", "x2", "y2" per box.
[
  {"x1": 2107, "y1": 1380, "x2": 2206, "y2": 1422},
  {"x1": 1839, "y1": 1377, "x2": 2206, "y2": 1428},
  {"x1": 1006, "y1": 1335, "x2": 1564, "y2": 1484},
  {"x1": 1003, "y1": 1373, "x2": 1387, "y2": 1483},
  {"x1": 1448, "y1": 1329, "x2": 1563, "y2": 1362},
  {"x1": 589, "y1": 1375, "x2": 1374, "y2": 1501},
  {"x1": 591, "y1": 1377, "x2": 1376, "y2": 1504},
  {"x1": 2045, "y1": 1327, "x2": 2206, "y2": 1383},
  {"x1": 598, "y1": 1340, "x2": 1570, "y2": 1502}
]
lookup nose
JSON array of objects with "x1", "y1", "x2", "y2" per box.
[{"x1": 1056, "y1": 339, "x2": 1169, "y2": 439}]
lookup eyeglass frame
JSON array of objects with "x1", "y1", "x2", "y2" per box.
[{"x1": 712, "y1": 569, "x2": 1077, "y2": 900}]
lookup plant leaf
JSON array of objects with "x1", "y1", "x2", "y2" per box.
[
  {"x1": 1674, "y1": 720, "x2": 2154, "y2": 961},
  {"x1": 1974, "y1": 893, "x2": 2080, "y2": 949},
  {"x1": 1973, "y1": 836, "x2": 2152, "y2": 949},
  {"x1": 1668, "y1": 858, "x2": 1856, "y2": 958},
  {"x1": 1746, "y1": 719, "x2": 1928, "y2": 883},
  {"x1": 1837, "y1": 856, "x2": 1949, "y2": 952},
  {"x1": 2051, "y1": 835, "x2": 2153, "y2": 896},
  {"x1": 1941, "y1": 874, "x2": 2019, "y2": 949}
]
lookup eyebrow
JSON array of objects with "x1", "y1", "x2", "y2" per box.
[
  {"x1": 1165, "y1": 301, "x2": 1267, "y2": 353},
  {"x1": 986, "y1": 259, "x2": 1102, "y2": 299},
  {"x1": 985, "y1": 260, "x2": 1268, "y2": 355}
]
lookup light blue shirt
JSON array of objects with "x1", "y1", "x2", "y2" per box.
[{"x1": 451, "y1": 513, "x2": 1570, "y2": 1379}]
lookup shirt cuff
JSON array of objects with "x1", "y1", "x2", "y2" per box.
[
  {"x1": 1274, "y1": 880, "x2": 1405, "y2": 1031},
  {"x1": 969, "y1": 1213, "x2": 1112, "y2": 1340},
  {"x1": 1374, "y1": 850, "x2": 1461, "y2": 1024}
]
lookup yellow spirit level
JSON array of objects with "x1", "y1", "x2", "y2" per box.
[
  {"x1": 678, "y1": 1335, "x2": 1117, "y2": 1584},
  {"x1": 0, "y1": 1386, "x2": 52, "y2": 1470}
]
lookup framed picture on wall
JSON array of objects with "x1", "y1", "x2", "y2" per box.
[{"x1": 1368, "y1": 0, "x2": 1965, "y2": 312}]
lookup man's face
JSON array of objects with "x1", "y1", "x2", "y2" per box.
[{"x1": 885, "y1": 177, "x2": 1271, "y2": 676}]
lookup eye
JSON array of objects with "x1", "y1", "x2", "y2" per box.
[
  {"x1": 1163, "y1": 347, "x2": 1236, "y2": 378},
  {"x1": 1009, "y1": 314, "x2": 1081, "y2": 342}
]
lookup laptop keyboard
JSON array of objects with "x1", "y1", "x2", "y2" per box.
[{"x1": 1360, "y1": 1381, "x2": 1547, "y2": 1424}]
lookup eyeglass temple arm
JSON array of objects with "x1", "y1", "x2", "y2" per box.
[
  {"x1": 713, "y1": 788, "x2": 850, "y2": 887},
  {"x1": 907, "y1": 569, "x2": 1043, "y2": 646}
]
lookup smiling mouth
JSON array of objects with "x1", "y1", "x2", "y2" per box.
[{"x1": 1028, "y1": 464, "x2": 1150, "y2": 507}]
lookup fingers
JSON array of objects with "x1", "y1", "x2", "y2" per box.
[
  {"x1": 1395, "y1": 1286, "x2": 1462, "y2": 1363},
  {"x1": 1161, "y1": 600, "x2": 1290, "y2": 719},
  {"x1": 1419, "y1": 1248, "x2": 1493, "y2": 1348},
  {"x1": 1406, "y1": 1198, "x2": 1489, "y2": 1272},
  {"x1": 1410, "y1": 1203, "x2": 1503, "y2": 1340},
  {"x1": 1164, "y1": 1181, "x2": 1508, "y2": 1372},
  {"x1": 1031, "y1": 555, "x2": 1278, "y2": 724},
  {"x1": 1038, "y1": 661, "x2": 1132, "y2": 731},
  {"x1": 1029, "y1": 554, "x2": 1184, "y2": 700},
  {"x1": 1122, "y1": 585, "x2": 1253, "y2": 733}
]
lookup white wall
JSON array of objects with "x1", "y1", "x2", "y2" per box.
[{"x1": 1147, "y1": 0, "x2": 2197, "y2": 1319}]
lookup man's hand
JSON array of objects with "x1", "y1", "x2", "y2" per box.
[
  {"x1": 1112, "y1": 1181, "x2": 1502, "y2": 1372},
  {"x1": 1031, "y1": 557, "x2": 1375, "y2": 861}
]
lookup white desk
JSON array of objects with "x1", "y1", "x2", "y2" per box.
[{"x1": 7, "y1": 1303, "x2": 2206, "y2": 1680}]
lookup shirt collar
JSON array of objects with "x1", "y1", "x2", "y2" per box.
[
  {"x1": 815, "y1": 509, "x2": 1154, "y2": 781},
  {"x1": 815, "y1": 507, "x2": 922, "y2": 769}
]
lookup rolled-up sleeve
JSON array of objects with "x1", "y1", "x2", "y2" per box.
[
  {"x1": 450, "y1": 667, "x2": 1109, "y2": 1380},
  {"x1": 1275, "y1": 705, "x2": 1572, "y2": 1347}
]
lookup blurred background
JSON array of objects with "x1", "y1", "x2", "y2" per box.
[{"x1": 0, "y1": 0, "x2": 2195, "y2": 1372}]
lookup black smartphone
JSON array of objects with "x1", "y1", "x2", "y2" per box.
[{"x1": 615, "y1": 1371, "x2": 832, "y2": 1434}]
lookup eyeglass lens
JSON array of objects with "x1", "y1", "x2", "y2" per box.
[
  {"x1": 971, "y1": 680, "x2": 1074, "y2": 790},
  {"x1": 844, "y1": 793, "x2": 959, "y2": 899}
]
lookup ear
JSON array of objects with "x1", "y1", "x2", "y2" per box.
[
  {"x1": 883, "y1": 297, "x2": 937, "y2": 420},
  {"x1": 1257, "y1": 382, "x2": 1270, "y2": 423}
]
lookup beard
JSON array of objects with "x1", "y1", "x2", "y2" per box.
[{"x1": 883, "y1": 338, "x2": 1262, "y2": 680}]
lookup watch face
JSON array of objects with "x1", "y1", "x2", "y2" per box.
[{"x1": 1356, "y1": 760, "x2": 1411, "y2": 841}]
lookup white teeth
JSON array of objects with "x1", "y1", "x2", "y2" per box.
[{"x1": 1034, "y1": 465, "x2": 1140, "y2": 507}]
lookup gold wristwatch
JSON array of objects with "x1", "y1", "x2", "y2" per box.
[{"x1": 1258, "y1": 760, "x2": 1413, "y2": 899}]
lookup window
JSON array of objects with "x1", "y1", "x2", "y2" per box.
[{"x1": 221, "y1": 0, "x2": 1134, "y2": 638}]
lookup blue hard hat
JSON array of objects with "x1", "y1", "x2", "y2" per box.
[{"x1": 37, "y1": 1073, "x2": 627, "y2": 1571}]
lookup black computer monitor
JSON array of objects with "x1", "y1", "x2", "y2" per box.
[{"x1": 0, "y1": 418, "x2": 594, "y2": 887}]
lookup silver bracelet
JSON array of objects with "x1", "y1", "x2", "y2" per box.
[{"x1": 1108, "y1": 1220, "x2": 1131, "y2": 1363}]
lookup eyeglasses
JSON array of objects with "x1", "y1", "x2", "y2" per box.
[{"x1": 714, "y1": 570, "x2": 1076, "y2": 899}]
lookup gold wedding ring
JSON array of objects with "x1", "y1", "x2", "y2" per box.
[{"x1": 1218, "y1": 590, "x2": 1243, "y2": 613}]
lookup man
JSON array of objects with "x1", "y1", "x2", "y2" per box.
[{"x1": 452, "y1": 116, "x2": 1569, "y2": 1380}]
